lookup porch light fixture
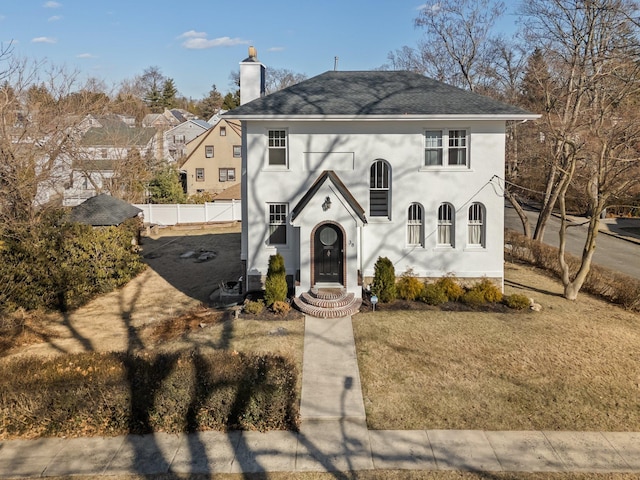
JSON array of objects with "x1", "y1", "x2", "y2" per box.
[{"x1": 322, "y1": 196, "x2": 332, "y2": 211}]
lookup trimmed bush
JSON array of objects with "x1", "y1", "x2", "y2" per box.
[
  {"x1": 474, "y1": 278, "x2": 504, "y2": 303},
  {"x1": 396, "y1": 269, "x2": 424, "y2": 301},
  {"x1": 460, "y1": 289, "x2": 487, "y2": 307},
  {"x1": 371, "y1": 256, "x2": 396, "y2": 303},
  {"x1": 503, "y1": 293, "x2": 531, "y2": 310},
  {"x1": 0, "y1": 351, "x2": 299, "y2": 439},
  {"x1": 243, "y1": 299, "x2": 265, "y2": 315},
  {"x1": 420, "y1": 282, "x2": 448, "y2": 305},
  {"x1": 271, "y1": 300, "x2": 291, "y2": 316},
  {"x1": 264, "y1": 253, "x2": 288, "y2": 307},
  {"x1": 435, "y1": 275, "x2": 464, "y2": 302}
]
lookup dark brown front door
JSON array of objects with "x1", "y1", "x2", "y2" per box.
[{"x1": 314, "y1": 224, "x2": 343, "y2": 284}]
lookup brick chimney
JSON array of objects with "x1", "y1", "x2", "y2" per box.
[{"x1": 239, "y1": 46, "x2": 266, "y2": 105}]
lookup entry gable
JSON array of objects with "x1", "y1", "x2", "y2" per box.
[{"x1": 290, "y1": 170, "x2": 367, "y2": 226}]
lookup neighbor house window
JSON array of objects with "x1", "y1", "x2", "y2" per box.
[
  {"x1": 407, "y1": 203, "x2": 424, "y2": 246},
  {"x1": 174, "y1": 134, "x2": 185, "y2": 144},
  {"x1": 425, "y1": 130, "x2": 443, "y2": 166},
  {"x1": 196, "y1": 168, "x2": 205, "y2": 181},
  {"x1": 233, "y1": 145, "x2": 242, "y2": 157},
  {"x1": 268, "y1": 130, "x2": 287, "y2": 166},
  {"x1": 205, "y1": 145, "x2": 214, "y2": 158},
  {"x1": 370, "y1": 160, "x2": 390, "y2": 218},
  {"x1": 219, "y1": 168, "x2": 235, "y2": 182},
  {"x1": 468, "y1": 202, "x2": 485, "y2": 246},
  {"x1": 424, "y1": 129, "x2": 469, "y2": 167},
  {"x1": 437, "y1": 203, "x2": 454, "y2": 246},
  {"x1": 268, "y1": 203, "x2": 288, "y2": 245},
  {"x1": 220, "y1": 126, "x2": 226, "y2": 136}
]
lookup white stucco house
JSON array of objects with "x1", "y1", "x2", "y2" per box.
[{"x1": 224, "y1": 49, "x2": 538, "y2": 317}]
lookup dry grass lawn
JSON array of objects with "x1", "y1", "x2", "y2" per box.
[{"x1": 354, "y1": 262, "x2": 640, "y2": 432}]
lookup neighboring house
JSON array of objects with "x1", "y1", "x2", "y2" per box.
[
  {"x1": 63, "y1": 116, "x2": 157, "y2": 206},
  {"x1": 179, "y1": 118, "x2": 242, "y2": 197},
  {"x1": 164, "y1": 119, "x2": 211, "y2": 162},
  {"x1": 224, "y1": 49, "x2": 538, "y2": 313}
]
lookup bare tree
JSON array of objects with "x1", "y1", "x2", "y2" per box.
[{"x1": 520, "y1": 0, "x2": 640, "y2": 299}]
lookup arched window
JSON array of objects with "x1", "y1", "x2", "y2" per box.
[
  {"x1": 407, "y1": 203, "x2": 424, "y2": 246},
  {"x1": 468, "y1": 203, "x2": 485, "y2": 246},
  {"x1": 437, "y1": 203, "x2": 454, "y2": 246},
  {"x1": 370, "y1": 160, "x2": 390, "y2": 218}
]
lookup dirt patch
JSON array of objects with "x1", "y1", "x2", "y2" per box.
[{"x1": 2, "y1": 223, "x2": 243, "y2": 359}]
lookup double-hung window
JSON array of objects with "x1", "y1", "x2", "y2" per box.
[
  {"x1": 407, "y1": 203, "x2": 424, "y2": 246},
  {"x1": 424, "y1": 130, "x2": 468, "y2": 167},
  {"x1": 268, "y1": 203, "x2": 288, "y2": 245},
  {"x1": 195, "y1": 168, "x2": 205, "y2": 181},
  {"x1": 219, "y1": 168, "x2": 235, "y2": 182},
  {"x1": 437, "y1": 203, "x2": 454, "y2": 246},
  {"x1": 468, "y1": 202, "x2": 485, "y2": 247},
  {"x1": 268, "y1": 130, "x2": 287, "y2": 166},
  {"x1": 205, "y1": 145, "x2": 214, "y2": 158},
  {"x1": 370, "y1": 160, "x2": 390, "y2": 218},
  {"x1": 233, "y1": 145, "x2": 242, "y2": 157}
]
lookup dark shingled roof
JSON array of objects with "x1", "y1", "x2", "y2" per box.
[
  {"x1": 70, "y1": 194, "x2": 142, "y2": 226},
  {"x1": 225, "y1": 71, "x2": 536, "y2": 118}
]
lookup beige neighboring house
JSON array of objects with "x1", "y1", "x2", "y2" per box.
[{"x1": 180, "y1": 118, "x2": 242, "y2": 196}]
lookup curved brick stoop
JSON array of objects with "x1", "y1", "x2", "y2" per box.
[{"x1": 293, "y1": 288, "x2": 362, "y2": 318}]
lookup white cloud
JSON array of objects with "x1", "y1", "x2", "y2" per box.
[
  {"x1": 268, "y1": 46, "x2": 285, "y2": 52},
  {"x1": 76, "y1": 53, "x2": 96, "y2": 58},
  {"x1": 178, "y1": 31, "x2": 248, "y2": 49},
  {"x1": 48, "y1": 15, "x2": 62, "y2": 21},
  {"x1": 32, "y1": 36, "x2": 57, "y2": 44},
  {"x1": 44, "y1": 1, "x2": 61, "y2": 8}
]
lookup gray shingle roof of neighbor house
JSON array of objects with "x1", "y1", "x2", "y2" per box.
[
  {"x1": 224, "y1": 70, "x2": 539, "y2": 119},
  {"x1": 70, "y1": 194, "x2": 142, "y2": 226}
]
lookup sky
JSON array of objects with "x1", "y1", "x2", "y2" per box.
[{"x1": 0, "y1": 1, "x2": 520, "y2": 100}]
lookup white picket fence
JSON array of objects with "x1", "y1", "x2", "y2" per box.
[{"x1": 133, "y1": 200, "x2": 241, "y2": 225}]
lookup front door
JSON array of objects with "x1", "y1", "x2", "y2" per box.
[{"x1": 314, "y1": 224, "x2": 344, "y2": 284}]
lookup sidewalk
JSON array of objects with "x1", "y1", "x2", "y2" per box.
[{"x1": 1, "y1": 316, "x2": 640, "y2": 477}]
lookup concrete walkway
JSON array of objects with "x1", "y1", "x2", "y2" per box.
[{"x1": 1, "y1": 315, "x2": 640, "y2": 477}]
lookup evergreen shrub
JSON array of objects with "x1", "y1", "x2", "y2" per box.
[
  {"x1": 264, "y1": 253, "x2": 288, "y2": 307},
  {"x1": 420, "y1": 282, "x2": 448, "y2": 305},
  {"x1": 371, "y1": 256, "x2": 396, "y2": 303},
  {"x1": 503, "y1": 293, "x2": 531, "y2": 310},
  {"x1": 396, "y1": 269, "x2": 424, "y2": 301}
]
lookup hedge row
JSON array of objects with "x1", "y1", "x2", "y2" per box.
[
  {"x1": 505, "y1": 229, "x2": 640, "y2": 311},
  {"x1": 0, "y1": 211, "x2": 145, "y2": 312},
  {"x1": 0, "y1": 351, "x2": 299, "y2": 439}
]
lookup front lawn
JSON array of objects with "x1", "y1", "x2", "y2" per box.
[{"x1": 354, "y1": 262, "x2": 640, "y2": 431}]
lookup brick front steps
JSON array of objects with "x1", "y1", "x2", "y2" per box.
[{"x1": 293, "y1": 288, "x2": 362, "y2": 318}]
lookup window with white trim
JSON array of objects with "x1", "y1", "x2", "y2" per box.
[
  {"x1": 437, "y1": 203, "x2": 454, "y2": 246},
  {"x1": 424, "y1": 129, "x2": 468, "y2": 167},
  {"x1": 407, "y1": 203, "x2": 424, "y2": 246},
  {"x1": 195, "y1": 168, "x2": 204, "y2": 181},
  {"x1": 233, "y1": 145, "x2": 241, "y2": 157},
  {"x1": 220, "y1": 126, "x2": 226, "y2": 136},
  {"x1": 205, "y1": 145, "x2": 214, "y2": 158},
  {"x1": 219, "y1": 168, "x2": 235, "y2": 182},
  {"x1": 268, "y1": 130, "x2": 287, "y2": 166},
  {"x1": 468, "y1": 202, "x2": 485, "y2": 247},
  {"x1": 370, "y1": 160, "x2": 390, "y2": 218},
  {"x1": 268, "y1": 203, "x2": 288, "y2": 245}
]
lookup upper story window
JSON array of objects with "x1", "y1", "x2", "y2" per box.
[
  {"x1": 468, "y1": 202, "x2": 485, "y2": 247},
  {"x1": 219, "y1": 168, "x2": 235, "y2": 182},
  {"x1": 437, "y1": 203, "x2": 454, "y2": 247},
  {"x1": 196, "y1": 168, "x2": 205, "y2": 181},
  {"x1": 268, "y1": 203, "x2": 288, "y2": 245},
  {"x1": 174, "y1": 134, "x2": 185, "y2": 144},
  {"x1": 205, "y1": 145, "x2": 214, "y2": 158},
  {"x1": 407, "y1": 203, "x2": 424, "y2": 246},
  {"x1": 370, "y1": 160, "x2": 390, "y2": 219},
  {"x1": 424, "y1": 129, "x2": 468, "y2": 167},
  {"x1": 220, "y1": 126, "x2": 226, "y2": 136},
  {"x1": 268, "y1": 130, "x2": 287, "y2": 166},
  {"x1": 233, "y1": 145, "x2": 242, "y2": 157}
]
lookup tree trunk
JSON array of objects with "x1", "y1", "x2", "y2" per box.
[{"x1": 504, "y1": 189, "x2": 531, "y2": 238}]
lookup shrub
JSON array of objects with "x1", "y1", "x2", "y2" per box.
[
  {"x1": 264, "y1": 254, "x2": 288, "y2": 307},
  {"x1": 460, "y1": 289, "x2": 487, "y2": 307},
  {"x1": 420, "y1": 282, "x2": 448, "y2": 305},
  {"x1": 271, "y1": 300, "x2": 291, "y2": 316},
  {"x1": 243, "y1": 299, "x2": 265, "y2": 315},
  {"x1": 473, "y1": 278, "x2": 504, "y2": 303},
  {"x1": 435, "y1": 275, "x2": 464, "y2": 302},
  {"x1": 503, "y1": 293, "x2": 531, "y2": 310},
  {"x1": 0, "y1": 351, "x2": 299, "y2": 438},
  {"x1": 396, "y1": 269, "x2": 424, "y2": 301},
  {"x1": 371, "y1": 256, "x2": 396, "y2": 303}
]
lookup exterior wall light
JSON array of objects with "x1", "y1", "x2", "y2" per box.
[{"x1": 322, "y1": 196, "x2": 332, "y2": 211}]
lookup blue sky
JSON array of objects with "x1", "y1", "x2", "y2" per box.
[{"x1": 0, "y1": 1, "x2": 519, "y2": 100}]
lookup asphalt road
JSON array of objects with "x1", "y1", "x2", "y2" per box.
[{"x1": 504, "y1": 203, "x2": 640, "y2": 280}]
